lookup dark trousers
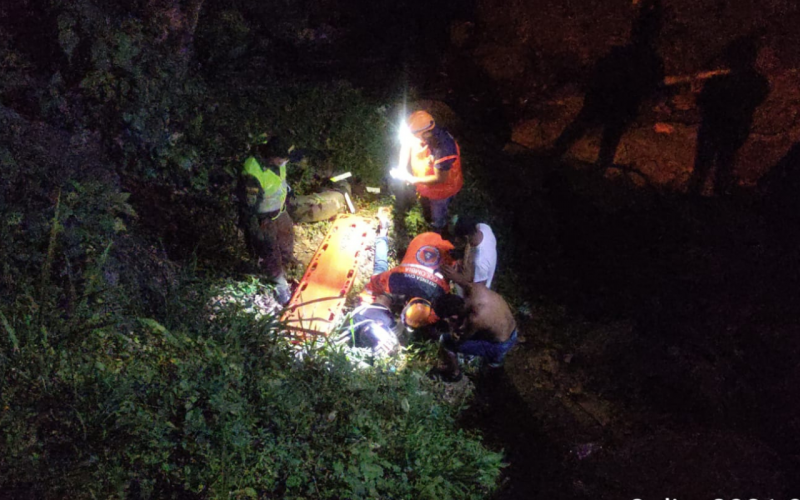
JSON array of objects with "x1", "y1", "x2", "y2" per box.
[
  {"x1": 245, "y1": 211, "x2": 294, "y2": 279},
  {"x1": 688, "y1": 124, "x2": 746, "y2": 195},
  {"x1": 551, "y1": 110, "x2": 629, "y2": 168}
]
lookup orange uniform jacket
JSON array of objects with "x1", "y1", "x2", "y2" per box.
[
  {"x1": 410, "y1": 130, "x2": 463, "y2": 200},
  {"x1": 367, "y1": 232, "x2": 455, "y2": 302}
]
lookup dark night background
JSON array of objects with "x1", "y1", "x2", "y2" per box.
[{"x1": 2, "y1": 0, "x2": 800, "y2": 498}]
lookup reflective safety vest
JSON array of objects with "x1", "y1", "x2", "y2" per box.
[
  {"x1": 410, "y1": 132, "x2": 463, "y2": 200},
  {"x1": 242, "y1": 156, "x2": 288, "y2": 216}
]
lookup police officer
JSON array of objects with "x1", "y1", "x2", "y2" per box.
[{"x1": 239, "y1": 141, "x2": 294, "y2": 304}]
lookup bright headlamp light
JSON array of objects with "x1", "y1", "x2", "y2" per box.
[{"x1": 398, "y1": 123, "x2": 417, "y2": 147}]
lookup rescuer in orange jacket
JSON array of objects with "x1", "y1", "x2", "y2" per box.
[
  {"x1": 354, "y1": 219, "x2": 455, "y2": 349},
  {"x1": 391, "y1": 111, "x2": 463, "y2": 234},
  {"x1": 366, "y1": 230, "x2": 455, "y2": 305}
]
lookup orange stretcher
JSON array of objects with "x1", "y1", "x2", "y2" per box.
[{"x1": 281, "y1": 214, "x2": 372, "y2": 340}]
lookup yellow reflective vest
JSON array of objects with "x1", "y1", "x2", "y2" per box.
[{"x1": 242, "y1": 157, "x2": 288, "y2": 216}]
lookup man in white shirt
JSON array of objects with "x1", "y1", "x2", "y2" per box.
[{"x1": 442, "y1": 217, "x2": 497, "y2": 291}]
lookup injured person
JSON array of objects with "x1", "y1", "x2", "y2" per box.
[{"x1": 350, "y1": 215, "x2": 457, "y2": 354}]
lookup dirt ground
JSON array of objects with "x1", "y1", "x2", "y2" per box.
[
  {"x1": 451, "y1": 152, "x2": 800, "y2": 498},
  {"x1": 446, "y1": 0, "x2": 800, "y2": 192},
  {"x1": 283, "y1": 153, "x2": 800, "y2": 499},
  {"x1": 389, "y1": 0, "x2": 800, "y2": 494}
]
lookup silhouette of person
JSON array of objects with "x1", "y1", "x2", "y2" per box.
[
  {"x1": 688, "y1": 35, "x2": 770, "y2": 195},
  {"x1": 549, "y1": 0, "x2": 664, "y2": 169}
]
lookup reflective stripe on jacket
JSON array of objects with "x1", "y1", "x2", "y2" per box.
[{"x1": 365, "y1": 232, "x2": 455, "y2": 301}]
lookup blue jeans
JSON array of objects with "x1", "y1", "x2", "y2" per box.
[
  {"x1": 373, "y1": 236, "x2": 389, "y2": 275},
  {"x1": 442, "y1": 329, "x2": 518, "y2": 367},
  {"x1": 424, "y1": 196, "x2": 452, "y2": 230}
]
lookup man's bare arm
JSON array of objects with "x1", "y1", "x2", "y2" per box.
[{"x1": 442, "y1": 263, "x2": 470, "y2": 287}]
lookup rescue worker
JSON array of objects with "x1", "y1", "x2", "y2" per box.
[
  {"x1": 357, "y1": 215, "x2": 456, "y2": 344},
  {"x1": 364, "y1": 229, "x2": 456, "y2": 309},
  {"x1": 391, "y1": 110, "x2": 463, "y2": 234},
  {"x1": 428, "y1": 284, "x2": 518, "y2": 383},
  {"x1": 238, "y1": 142, "x2": 294, "y2": 304}
]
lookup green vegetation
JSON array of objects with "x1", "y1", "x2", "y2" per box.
[
  {"x1": 0, "y1": 0, "x2": 502, "y2": 497},
  {"x1": 403, "y1": 204, "x2": 429, "y2": 237},
  {"x1": 1, "y1": 277, "x2": 502, "y2": 498}
]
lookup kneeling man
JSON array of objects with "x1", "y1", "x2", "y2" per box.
[{"x1": 430, "y1": 284, "x2": 517, "y2": 382}]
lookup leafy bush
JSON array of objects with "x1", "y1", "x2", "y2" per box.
[
  {"x1": 228, "y1": 79, "x2": 392, "y2": 192},
  {"x1": 195, "y1": 9, "x2": 252, "y2": 68},
  {"x1": 1, "y1": 282, "x2": 503, "y2": 499},
  {"x1": 403, "y1": 204, "x2": 429, "y2": 237},
  {"x1": 57, "y1": 0, "x2": 392, "y2": 194},
  {"x1": 1, "y1": 3, "x2": 501, "y2": 498}
]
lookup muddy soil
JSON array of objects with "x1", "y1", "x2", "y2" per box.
[{"x1": 441, "y1": 0, "x2": 800, "y2": 192}]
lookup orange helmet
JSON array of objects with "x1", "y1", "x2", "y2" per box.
[
  {"x1": 401, "y1": 298, "x2": 433, "y2": 328},
  {"x1": 407, "y1": 111, "x2": 435, "y2": 135}
]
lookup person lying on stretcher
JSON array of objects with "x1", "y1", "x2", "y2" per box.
[{"x1": 350, "y1": 217, "x2": 456, "y2": 355}]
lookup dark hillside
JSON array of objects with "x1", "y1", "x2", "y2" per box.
[{"x1": 2, "y1": 0, "x2": 800, "y2": 498}]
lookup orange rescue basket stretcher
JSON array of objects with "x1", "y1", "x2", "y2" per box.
[{"x1": 281, "y1": 214, "x2": 372, "y2": 341}]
